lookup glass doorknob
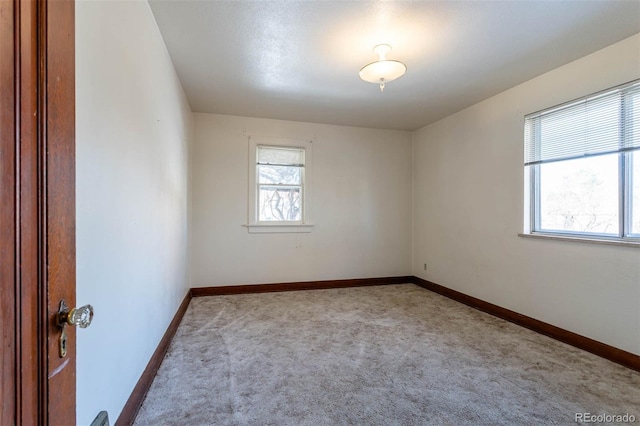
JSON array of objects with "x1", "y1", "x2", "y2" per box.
[
  {"x1": 58, "y1": 300, "x2": 94, "y2": 328},
  {"x1": 56, "y1": 300, "x2": 93, "y2": 358},
  {"x1": 68, "y1": 304, "x2": 94, "y2": 328}
]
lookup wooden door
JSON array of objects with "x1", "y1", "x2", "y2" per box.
[{"x1": 0, "y1": 0, "x2": 76, "y2": 424}]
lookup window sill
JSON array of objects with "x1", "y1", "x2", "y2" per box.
[
  {"x1": 243, "y1": 223, "x2": 314, "y2": 234},
  {"x1": 518, "y1": 233, "x2": 640, "y2": 248}
]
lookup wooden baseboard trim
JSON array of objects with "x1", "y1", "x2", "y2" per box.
[
  {"x1": 115, "y1": 290, "x2": 192, "y2": 426},
  {"x1": 191, "y1": 276, "x2": 414, "y2": 297},
  {"x1": 412, "y1": 276, "x2": 640, "y2": 372}
]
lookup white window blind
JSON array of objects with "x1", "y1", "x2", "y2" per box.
[
  {"x1": 257, "y1": 146, "x2": 304, "y2": 167},
  {"x1": 524, "y1": 80, "x2": 640, "y2": 166}
]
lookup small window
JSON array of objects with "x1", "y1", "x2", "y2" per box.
[
  {"x1": 524, "y1": 79, "x2": 640, "y2": 242},
  {"x1": 247, "y1": 137, "x2": 313, "y2": 233},
  {"x1": 257, "y1": 145, "x2": 304, "y2": 222}
]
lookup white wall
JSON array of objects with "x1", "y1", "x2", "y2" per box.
[
  {"x1": 413, "y1": 34, "x2": 640, "y2": 355},
  {"x1": 75, "y1": 1, "x2": 192, "y2": 424},
  {"x1": 191, "y1": 114, "x2": 412, "y2": 287}
]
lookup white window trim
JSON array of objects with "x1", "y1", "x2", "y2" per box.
[
  {"x1": 522, "y1": 79, "x2": 640, "y2": 245},
  {"x1": 245, "y1": 136, "x2": 314, "y2": 234},
  {"x1": 518, "y1": 232, "x2": 640, "y2": 248}
]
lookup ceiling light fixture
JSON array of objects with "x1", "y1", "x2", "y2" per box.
[{"x1": 359, "y1": 44, "x2": 407, "y2": 92}]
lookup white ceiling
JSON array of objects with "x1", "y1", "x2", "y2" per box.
[{"x1": 148, "y1": 1, "x2": 640, "y2": 131}]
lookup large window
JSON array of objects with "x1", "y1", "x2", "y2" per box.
[
  {"x1": 524, "y1": 80, "x2": 640, "y2": 242},
  {"x1": 247, "y1": 137, "x2": 313, "y2": 233}
]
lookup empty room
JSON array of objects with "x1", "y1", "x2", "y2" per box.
[{"x1": 2, "y1": 0, "x2": 639, "y2": 425}]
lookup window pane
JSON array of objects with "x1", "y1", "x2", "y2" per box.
[
  {"x1": 257, "y1": 146, "x2": 304, "y2": 165},
  {"x1": 539, "y1": 154, "x2": 619, "y2": 235},
  {"x1": 258, "y1": 186, "x2": 302, "y2": 221},
  {"x1": 632, "y1": 151, "x2": 640, "y2": 235},
  {"x1": 258, "y1": 165, "x2": 302, "y2": 185}
]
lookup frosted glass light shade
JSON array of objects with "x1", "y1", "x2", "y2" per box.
[
  {"x1": 359, "y1": 60, "x2": 407, "y2": 83},
  {"x1": 359, "y1": 44, "x2": 407, "y2": 91}
]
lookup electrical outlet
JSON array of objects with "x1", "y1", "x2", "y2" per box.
[{"x1": 423, "y1": 263, "x2": 427, "y2": 270}]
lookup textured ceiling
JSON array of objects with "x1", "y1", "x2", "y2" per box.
[{"x1": 148, "y1": 1, "x2": 640, "y2": 131}]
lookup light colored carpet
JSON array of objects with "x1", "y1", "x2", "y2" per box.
[{"x1": 134, "y1": 284, "x2": 639, "y2": 425}]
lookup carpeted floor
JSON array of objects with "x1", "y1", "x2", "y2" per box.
[{"x1": 134, "y1": 284, "x2": 639, "y2": 425}]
